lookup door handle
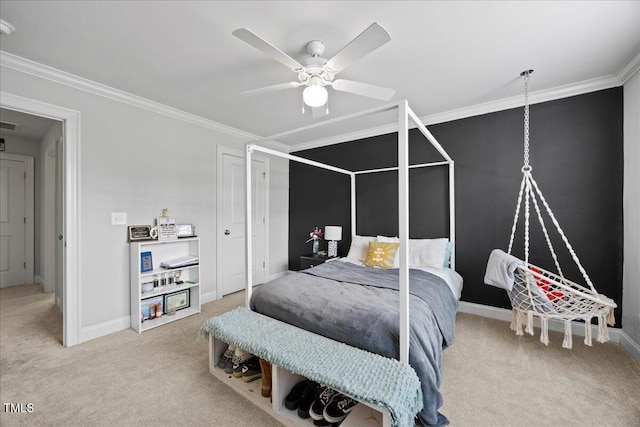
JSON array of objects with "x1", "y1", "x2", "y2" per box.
[
  {"x1": 224, "y1": 230, "x2": 230, "y2": 235},
  {"x1": 58, "y1": 235, "x2": 64, "y2": 240}
]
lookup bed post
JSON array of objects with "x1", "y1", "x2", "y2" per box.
[
  {"x1": 245, "y1": 144, "x2": 253, "y2": 309},
  {"x1": 351, "y1": 174, "x2": 357, "y2": 236},
  {"x1": 449, "y1": 161, "x2": 456, "y2": 270},
  {"x1": 398, "y1": 101, "x2": 410, "y2": 365}
]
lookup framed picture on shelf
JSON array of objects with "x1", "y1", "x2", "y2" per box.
[
  {"x1": 157, "y1": 217, "x2": 178, "y2": 241},
  {"x1": 140, "y1": 251, "x2": 153, "y2": 273},
  {"x1": 176, "y1": 224, "x2": 196, "y2": 238},
  {"x1": 164, "y1": 289, "x2": 190, "y2": 312},
  {"x1": 128, "y1": 225, "x2": 152, "y2": 241}
]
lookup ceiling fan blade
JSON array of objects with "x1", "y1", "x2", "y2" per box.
[
  {"x1": 233, "y1": 28, "x2": 303, "y2": 71},
  {"x1": 325, "y1": 23, "x2": 391, "y2": 73},
  {"x1": 240, "y1": 82, "x2": 302, "y2": 96},
  {"x1": 331, "y1": 79, "x2": 396, "y2": 101}
]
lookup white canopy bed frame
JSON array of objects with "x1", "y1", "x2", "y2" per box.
[
  {"x1": 244, "y1": 99, "x2": 455, "y2": 365},
  {"x1": 203, "y1": 100, "x2": 456, "y2": 427}
]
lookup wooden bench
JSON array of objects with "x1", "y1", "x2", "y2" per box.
[{"x1": 202, "y1": 307, "x2": 423, "y2": 427}]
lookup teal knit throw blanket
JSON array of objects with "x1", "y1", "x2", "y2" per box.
[{"x1": 201, "y1": 307, "x2": 423, "y2": 427}]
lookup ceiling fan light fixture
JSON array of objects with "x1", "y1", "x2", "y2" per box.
[{"x1": 302, "y1": 84, "x2": 328, "y2": 108}]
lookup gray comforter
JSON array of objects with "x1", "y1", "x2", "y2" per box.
[{"x1": 250, "y1": 261, "x2": 458, "y2": 426}]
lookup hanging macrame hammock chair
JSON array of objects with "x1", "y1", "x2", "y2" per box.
[{"x1": 486, "y1": 70, "x2": 616, "y2": 349}]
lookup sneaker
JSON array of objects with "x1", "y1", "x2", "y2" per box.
[
  {"x1": 241, "y1": 357, "x2": 262, "y2": 383},
  {"x1": 223, "y1": 345, "x2": 236, "y2": 359},
  {"x1": 224, "y1": 357, "x2": 234, "y2": 374},
  {"x1": 323, "y1": 393, "x2": 357, "y2": 423},
  {"x1": 309, "y1": 387, "x2": 340, "y2": 421},
  {"x1": 297, "y1": 381, "x2": 319, "y2": 419},
  {"x1": 232, "y1": 349, "x2": 252, "y2": 378},
  {"x1": 217, "y1": 355, "x2": 228, "y2": 370},
  {"x1": 285, "y1": 379, "x2": 309, "y2": 410},
  {"x1": 217, "y1": 344, "x2": 236, "y2": 369}
]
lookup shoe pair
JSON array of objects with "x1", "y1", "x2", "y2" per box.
[
  {"x1": 310, "y1": 387, "x2": 357, "y2": 425},
  {"x1": 283, "y1": 379, "x2": 319, "y2": 419},
  {"x1": 231, "y1": 348, "x2": 253, "y2": 377},
  {"x1": 232, "y1": 354, "x2": 261, "y2": 383},
  {"x1": 286, "y1": 380, "x2": 356, "y2": 425},
  {"x1": 217, "y1": 344, "x2": 236, "y2": 373}
]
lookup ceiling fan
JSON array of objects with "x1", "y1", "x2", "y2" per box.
[{"x1": 232, "y1": 22, "x2": 396, "y2": 116}]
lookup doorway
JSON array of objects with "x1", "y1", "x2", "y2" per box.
[{"x1": 1, "y1": 92, "x2": 80, "y2": 347}]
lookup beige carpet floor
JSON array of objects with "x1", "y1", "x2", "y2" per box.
[{"x1": 1, "y1": 284, "x2": 638, "y2": 427}]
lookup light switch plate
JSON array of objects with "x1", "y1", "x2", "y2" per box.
[{"x1": 111, "y1": 212, "x2": 127, "y2": 225}]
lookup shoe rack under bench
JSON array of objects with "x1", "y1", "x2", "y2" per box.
[{"x1": 208, "y1": 335, "x2": 392, "y2": 427}]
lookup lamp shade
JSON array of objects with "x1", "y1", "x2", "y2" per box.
[{"x1": 324, "y1": 226, "x2": 342, "y2": 241}]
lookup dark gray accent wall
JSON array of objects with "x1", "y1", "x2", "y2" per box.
[{"x1": 289, "y1": 88, "x2": 624, "y2": 322}]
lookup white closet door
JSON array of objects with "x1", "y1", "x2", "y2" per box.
[
  {"x1": 0, "y1": 159, "x2": 26, "y2": 287},
  {"x1": 221, "y1": 153, "x2": 266, "y2": 295}
]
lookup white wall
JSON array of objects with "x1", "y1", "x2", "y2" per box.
[
  {"x1": 623, "y1": 69, "x2": 640, "y2": 349},
  {"x1": 0, "y1": 64, "x2": 289, "y2": 343}
]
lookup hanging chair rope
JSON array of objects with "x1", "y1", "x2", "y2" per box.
[
  {"x1": 507, "y1": 71, "x2": 595, "y2": 293},
  {"x1": 495, "y1": 70, "x2": 616, "y2": 348}
]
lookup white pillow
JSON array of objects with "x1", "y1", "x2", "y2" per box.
[
  {"x1": 376, "y1": 235, "x2": 449, "y2": 269},
  {"x1": 346, "y1": 235, "x2": 376, "y2": 263},
  {"x1": 409, "y1": 238, "x2": 448, "y2": 269}
]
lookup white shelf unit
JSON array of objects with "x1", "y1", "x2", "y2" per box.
[
  {"x1": 208, "y1": 336, "x2": 391, "y2": 427},
  {"x1": 130, "y1": 237, "x2": 201, "y2": 333}
]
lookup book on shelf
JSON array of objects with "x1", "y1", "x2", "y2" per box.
[{"x1": 160, "y1": 255, "x2": 199, "y2": 269}]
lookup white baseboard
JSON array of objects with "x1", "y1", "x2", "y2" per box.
[
  {"x1": 458, "y1": 301, "x2": 636, "y2": 360},
  {"x1": 34, "y1": 275, "x2": 45, "y2": 286},
  {"x1": 620, "y1": 332, "x2": 640, "y2": 362},
  {"x1": 79, "y1": 316, "x2": 130, "y2": 343}
]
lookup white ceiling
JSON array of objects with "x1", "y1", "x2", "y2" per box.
[{"x1": 0, "y1": 1, "x2": 639, "y2": 146}]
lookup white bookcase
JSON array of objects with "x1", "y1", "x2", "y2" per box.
[{"x1": 130, "y1": 237, "x2": 201, "y2": 333}]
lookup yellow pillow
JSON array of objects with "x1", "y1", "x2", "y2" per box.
[{"x1": 365, "y1": 241, "x2": 399, "y2": 269}]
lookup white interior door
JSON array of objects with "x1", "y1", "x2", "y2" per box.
[
  {"x1": 0, "y1": 158, "x2": 26, "y2": 287},
  {"x1": 221, "y1": 152, "x2": 266, "y2": 295}
]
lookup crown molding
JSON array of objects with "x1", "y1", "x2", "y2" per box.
[
  {"x1": 616, "y1": 48, "x2": 640, "y2": 84},
  {"x1": 0, "y1": 50, "x2": 288, "y2": 151},
  {"x1": 3, "y1": 48, "x2": 635, "y2": 155}
]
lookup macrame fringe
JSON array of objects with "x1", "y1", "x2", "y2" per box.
[
  {"x1": 539, "y1": 317, "x2": 549, "y2": 346},
  {"x1": 562, "y1": 320, "x2": 573, "y2": 349},
  {"x1": 597, "y1": 314, "x2": 610, "y2": 343},
  {"x1": 511, "y1": 309, "x2": 525, "y2": 336},
  {"x1": 584, "y1": 317, "x2": 593, "y2": 346},
  {"x1": 607, "y1": 307, "x2": 615, "y2": 326},
  {"x1": 510, "y1": 309, "x2": 517, "y2": 332},
  {"x1": 526, "y1": 311, "x2": 534, "y2": 336}
]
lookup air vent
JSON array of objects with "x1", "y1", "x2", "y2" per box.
[{"x1": 0, "y1": 122, "x2": 19, "y2": 131}]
